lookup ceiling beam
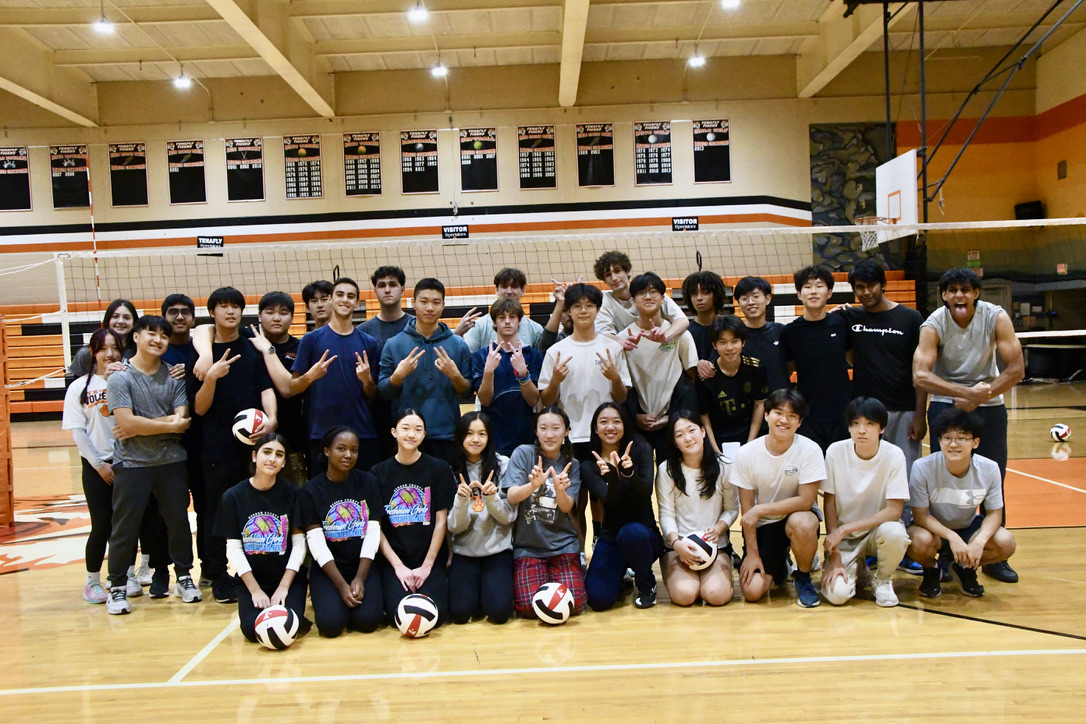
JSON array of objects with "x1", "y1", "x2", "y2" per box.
[
  {"x1": 0, "y1": 27, "x2": 96, "y2": 127},
  {"x1": 287, "y1": 0, "x2": 559, "y2": 18},
  {"x1": 797, "y1": 1, "x2": 912, "y2": 98},
  {"x1": 54, "y1": 45, "x2": 260, "y2": 67},
  {"x1": 0, "y1": 6, "x2": 223, "y2": 26},
  {"x1": 205, "y1": 0, "x2": 334, "y2": 117},
  {"x1": 558, "y1": 0, "x2": 589, "y2": 107},
  {"x1": 314, "y1": 31, "x2": 558, "y2": 56}
]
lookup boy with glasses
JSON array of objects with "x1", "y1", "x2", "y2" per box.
[{"x1": 905, "y1": 408, "x2": 1017, "y2": 598}]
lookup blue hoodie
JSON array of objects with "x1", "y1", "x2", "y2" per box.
[{"x1": 378, "y1": 317, "x2": 472, "y2": 441}]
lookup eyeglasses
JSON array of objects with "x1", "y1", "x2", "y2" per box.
[
  {"x1": 634, "y1": 289, "x2": 662, "y2": 299},
  {"x1": 165, "y1": 308, "x2": 193, "y2": 318},
  {"x1": 939, "y1": 435, "x2": 974, "y2": 446}
]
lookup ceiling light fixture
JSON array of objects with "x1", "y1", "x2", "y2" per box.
[
  {"x1": 173, "y1": 65, "x2": 192, "y2": 89},
  {"x1": 94, "y1": 0, "x2": 114, "y2": 33},
  {"x1": 688, "y1": 53, "x2": 706, "y2": 68},
  {"x1": 431, "y1": 63, "x2": 448, "y2": 78},
  {"x1": 720, "y1": 0, "x2": 741, "y2": 9},
  {"x1": 407, "y1": 2, "x2": 429, "y2": 23}
]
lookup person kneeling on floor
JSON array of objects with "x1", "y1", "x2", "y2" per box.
[
  {"x1": 906, "y1": 408, "x2": 1017, "y2": 599},
  {"x1": 821, "y1": 397, "x2": 911, "y2": 607}
]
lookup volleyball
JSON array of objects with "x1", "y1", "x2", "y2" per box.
[
  {"x1": 395, "y1": 594, "x2": 439, "y2": 638},
  {"x1": 231, "y1": 408, "x2": 265, "y2": 444},
  {"x1": 1050, "y1": 423, "x2": 1071, "y2": 441},
  {"x1": 532, "y1": 582, "x2": 575, "y2": 625},
  {"x1": 254, "y1": 605, "x2": 299, "y2": 650},
  {"x1": 681, "y1": 533, "x2": 718, "y2": 571}
]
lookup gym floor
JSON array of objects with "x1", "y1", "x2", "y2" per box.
[{"x1": 1, "y1": 382, "x2": 1084, "y2": 721}]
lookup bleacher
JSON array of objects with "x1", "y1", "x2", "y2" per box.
[{"x1": 0, "y1": 270, "x2": 915, "y2": 419}]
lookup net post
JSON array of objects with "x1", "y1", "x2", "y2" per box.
[{"x1": 55, "y1": 253, "x2": 72, "y2": 370}]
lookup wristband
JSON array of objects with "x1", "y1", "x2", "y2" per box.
[{"x1": 515, "y1": 372, "x2": 531, "y2": 383}]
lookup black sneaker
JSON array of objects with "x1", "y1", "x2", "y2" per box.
[
  {"x1": 938, "y1": 554, "x2": 952, "y2": 582},
  {"x1": 982, "y1": 560, "x2": 1018, "y2": 583},
  {"x1": 149, "y1": 571, "x2": 171, "y2": 599},
  {"x1": 918, "y1": 567, "x2": 942, "y2": 598},
  {"x1": 212, "y1": 576, "x2": 237, "y2": 604},
  {"x1": 634, "y1": 585, "x2": 657, "y2": 609},
  {"x1": 952, "y1": 564, "x2": 985, "y2": 597}
]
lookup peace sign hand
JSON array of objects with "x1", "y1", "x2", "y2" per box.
[
  {"x1": 206, "y1": 348, "x2": 241, "y2": 381},
  {"x1": 622, "y1": 330, "x2": 643, "y2": 351},
  {"x1": 391, "y1": 347, "x2": 424, "y2": 385},
  {"x1": 305, "y1": 349, "x2": 337, "y2": 382},
  {"x1": 616, "y1": 440, "x2": 634, "y2": 471},
  {"x1": 483, "y1": 341, "x2": 502, "y2": 374},
  {"x1": 551, "y1": 351, "x2": 571, "y2": 383},
  {"x1": 596, "y1": 349, "x2": 621, "y2": 382},
  {"x1": 434, "y1": 346, "x2": 461, "y2": 379},
  {"x1": 480, "y1": 470, "x2": 498, "y2": 496},
  {"x1": 529, "y1": 456, "x2": 549, "y2": 489},
  {"x1": 453, "y1": 307, "x2": 483, "y2": 337},
  {"x1": 643, "y1": 324, "x2": 666, "y2": 343},
  {"x1": 508, "y1": 343, "x2": 529, "y2": 377},
  {"x1": 354, "y1": 350, "x2": 372, "y2": 384},
  {"x1": 591, "y1": 450, "x2": 612, "y2": 476},
  {"x1": 553, "y1": 462, "x2": 573, "y2": 492}
]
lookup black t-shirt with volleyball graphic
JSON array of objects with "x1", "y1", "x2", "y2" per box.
[
  {"x1": 372, "y1": 453, "x2": 455, "y2": 569},
  {"x1": 215, "y1": 478, "x2": 299, "y2": 590},
  {"x1": 298, "y1": 470, "x2": 384, "y2": 571}
]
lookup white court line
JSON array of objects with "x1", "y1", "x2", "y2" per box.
[
  {"x1": 167, "y1": 617, "x2": 240, "y2": 684},
  {"x1": 2, "y1": 648, "x2": 1084, "y2": 697},
  {"x1": 1006, "y1": 467, "x2": 1086, "y2": 495}
]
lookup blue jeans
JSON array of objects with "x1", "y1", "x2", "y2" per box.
[{"x1": 585, "y1": 522, "x2": 663, "y2": 611}]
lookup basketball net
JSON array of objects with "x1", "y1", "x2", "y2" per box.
[{"x1": 857, "y1": 216, "x2": 894, "y2": 252}]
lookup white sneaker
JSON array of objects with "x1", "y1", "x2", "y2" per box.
[
  {"x1": 126, "y1": 572, "x2": 144, "y2": 598},
  {"x1": 175, "y1": 576, "x2": 203, "y2": 603},
  {"x1": 135, "y1": 564, "x2": 153, "y2": 586},
  {"x1": 83, "y1": 581, "x2": 107, "y2": 604},
  {"x1": 872, "y1": 576, "x2": 899, "y2": 607},
  {"x1": 106, "y1": 587, "x2": 130, "y2": 615}
]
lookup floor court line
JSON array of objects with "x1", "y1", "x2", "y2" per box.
[
  {"x1": 168, "y1": 617, "x2": 240, "y2": 684},
  {"x1": 896, "y1": 604, "x2": 1086, "y2": 641},
  {"x1": 1006, "y1": 467, "x2": 1086, "y2": 494},
  {"x1": 2, "y1": 648, "x2": 1085, "y2": 698}
]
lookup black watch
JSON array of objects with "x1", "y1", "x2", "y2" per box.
[{"x1": 264, "y1": 345, "x2": 276, "y2": 355}]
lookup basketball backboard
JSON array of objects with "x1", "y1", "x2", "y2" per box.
[{"x1": 875, "y1": 149, "x2": 918, "y2": 240}]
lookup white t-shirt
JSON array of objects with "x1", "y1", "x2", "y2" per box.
[
  {"x1": 538, "y1": 334, "x2": 632, "y2": 443},
  {"x1": 621, "y1": 320, "x2": 698, "y2": 418},
  {"x1": 62, "y1": 373, "x2": 116, "y2": 464},
  {"x1": 731, "y1": 434, "x2": 826, "y2": 527},
  {"x1": 823, "y1": 439, "x2": 909, "y2": 538},
  {"x1": 655, "y1": 457, "x2": 738, "y2": 548},
  {"x1": 596, "y1": 290, "x2": 684, "y2": 336}
]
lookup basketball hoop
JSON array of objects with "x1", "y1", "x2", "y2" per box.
[{"x1": 857, "y1": 216, "x2": 893, "y2": 252}]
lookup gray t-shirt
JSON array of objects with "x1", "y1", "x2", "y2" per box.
[
  {"x1": 908, "y1": 452, "x2": 1003, "y2": 530},
  {"x1": 921, "y1": 300, "x2": 1004, "y2": 406},
  {"x1": 106, "y1": 361, "x2": 188, "y2": 468},
  {"x1": 501, "y1": 444, "x2": 581, "y2": 559}
]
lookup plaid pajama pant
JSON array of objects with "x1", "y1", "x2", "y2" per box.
[{"x1": 513, "y1": 553, "x2": 586, "y2": 617}]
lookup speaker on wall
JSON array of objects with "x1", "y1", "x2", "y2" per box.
[{"x1": 1015, "y1": 201, "x2": 1044, "y2": 220}]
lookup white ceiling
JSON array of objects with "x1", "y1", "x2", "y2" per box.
[{"x1": 0, "y1": 0, "x2": 1083, "y2": 124}]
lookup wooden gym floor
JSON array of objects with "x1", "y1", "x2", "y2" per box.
[{"x1": 1, "y1": 382, "x2": 1084, "y2": 722}]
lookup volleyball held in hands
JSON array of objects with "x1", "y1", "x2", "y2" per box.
[
  {"x1": 232, "y1": 408, "x2": 266, "y2": 444},
  {"x1": 682, "y1": 533, "x2": 718, "y2": 571}
]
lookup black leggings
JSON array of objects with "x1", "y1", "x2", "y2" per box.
[
  {"x1": 81, "y1": 458, "x2": 114, "y2": 574},
  {"x1": 309, "y1": 562, "x2": 384, "y2": 637},
  {"x1": 448, "y1": 550, "x2": 514, "y2": 624},
  {"x1": 236, "y1": 573, "x2": 309, "y2": 643}
]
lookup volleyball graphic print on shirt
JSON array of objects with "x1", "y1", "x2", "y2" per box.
[
  {"x1": 242, "y1": 513, "x2": 289, "y2": 554},
  {"x1": 323, "y1": 499, "x2": 368, "y2": 541},
  {"x1": 385, "y1": 485, "x2": 431, "y2": 527}
]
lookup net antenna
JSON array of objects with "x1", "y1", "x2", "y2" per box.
[{"x1": 695, "y1": 250, "x2": 703, "y2": 272}]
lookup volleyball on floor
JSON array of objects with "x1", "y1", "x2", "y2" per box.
[
  {"x1": 395, "y1": 594, "x2": 438, "y2": 638},
  {"x1": 1050, "y1": 423, "x2": 1071, "y2": 441},
  {"x1": 682, "y1": 533, "x2": 718, "y2": 571},
  {"x1": 232, "y1": 408, "x2": 266, "y2": 444},
  {"x1": 254, "y1": 605, "x2": 299, "y2": 650},
  {"x1": 532, "y1": 582, "x2": 575, "y2": 625}
]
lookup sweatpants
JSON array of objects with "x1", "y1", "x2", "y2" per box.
[
  {"x1": 585, "y1": 522, "x2": 663, "y2": 611},
  {"x1": 513, "y1": 553, "x2": 586, "y2": 617},
  {"x1": 84, "y1": 459, "x2": 169, "y2": 574},
  {"x1": 884, "y1": 410, "x2": 922, "y2": 523},
  {"x1": 928, "y1": 401, "x2": 1008, "y2": 523},
  {"x1": 106, "y1": 461, "x2": 193, "y2": 589},
  {"x1": 822, "y1": 521, "x2": 911, "y2": 605},
  {"x1": 237, "y1": 573, "x2": 309, "y2": 643},
  {"x1": 201, "y1": 456, "x2": 250, "y2": 582},
  {"x1": 309, "y1": 562, "x2": 383, "y2": 636},
  {"x1": 448, "y1": 550, "x2": 514, "y2": 624},
  {"x1": 380, "y1": 558, "x2": 450, "y2": 628}
]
